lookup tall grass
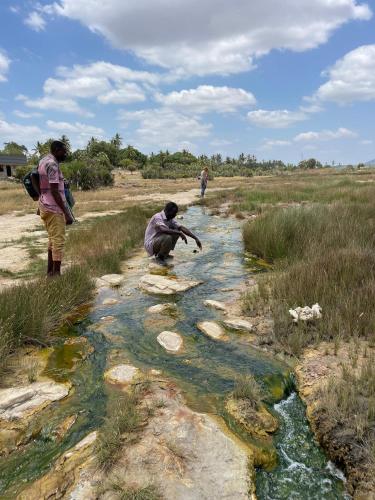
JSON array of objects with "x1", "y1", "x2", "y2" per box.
[
  {"x1": 0, "y1": 266, "x2": 94, "y2": 372},
  {"x1": 66, "y1": 206, "x2": 157, "y2": 275},
  {"x1": 243, "y1": 202, "x2": 375, "y2": 354}
]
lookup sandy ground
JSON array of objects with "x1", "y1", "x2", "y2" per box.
[{"x1": 0, "y1": 178, "x2": 234, "y2": 290}]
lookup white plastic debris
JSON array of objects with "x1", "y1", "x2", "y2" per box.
[{"x1": 289, "y1": 303, "x2": 322, "y2": 323}]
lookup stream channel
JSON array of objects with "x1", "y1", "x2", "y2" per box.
[{"x1": 0, "y1": 206, "x2": 348, "y2": 499}]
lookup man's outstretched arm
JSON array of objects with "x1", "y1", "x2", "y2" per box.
[{"x1": 180, "y1": 226, "x2": 202, "y2": 250}]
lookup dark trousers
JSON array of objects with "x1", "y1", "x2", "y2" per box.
[{"x1": 152, "y1": 234, "x2": 179, "y2": 258}]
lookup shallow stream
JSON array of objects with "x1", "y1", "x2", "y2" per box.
[{"x1": 0, "y1": 206, "x2": 348, "y2": 498}]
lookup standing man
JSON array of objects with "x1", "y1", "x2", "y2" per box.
[
  {"x1": 200, "y1": 167, "x2": 209, "y2": 198},
  {"x1": 38, "y1": 140, "x2": 73, "y2": 276},
  {"x1": 144, "y1": 202, "x2": 202, "y2": 265}
]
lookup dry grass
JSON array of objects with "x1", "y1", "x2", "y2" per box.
[{"x1": 232, "y1": 374, "x2": 263, "y2": 409}]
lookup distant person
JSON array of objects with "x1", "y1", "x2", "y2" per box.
[
  {"x1": 38, "y1": 141, "x2": 73, "y2": 276},
  {"x1": 144, "y1": 201, "x2": 202, "y2": 265},
  {"x1": 200, "y1": 167, "x2": 209, "y2": 198}
]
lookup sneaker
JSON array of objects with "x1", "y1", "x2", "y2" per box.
[{"x1": 155, "y1": 256, "x2": 168, "y2": 267}]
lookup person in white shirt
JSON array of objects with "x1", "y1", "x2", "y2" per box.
[{"x1": 144, "y1": 202, "x2": 202, "y2": 265}]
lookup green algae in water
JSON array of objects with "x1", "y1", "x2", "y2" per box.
[{"x1": 256, "y1": 392, "x2": 348, "y2": 499}]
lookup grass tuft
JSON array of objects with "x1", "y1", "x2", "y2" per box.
[{"x1": 232, "y1": 375, "x2": 263, "y2": 409}]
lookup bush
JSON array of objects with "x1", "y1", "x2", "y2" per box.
[{"x1": 61, "y1": 160, "x2": 113, "y2": 190}]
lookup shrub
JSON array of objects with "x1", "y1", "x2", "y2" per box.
[{"x1": 232, "y1": 375, "x2": 263, "y2": 409}]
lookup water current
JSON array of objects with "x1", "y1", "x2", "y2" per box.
[{"x1": 0, "y1": 206, "x2": 348, "y2": 498}]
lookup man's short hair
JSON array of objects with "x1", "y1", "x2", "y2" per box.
[
  {"x1": 50, "y1": 140, "x2": 66, "y2": 154},
  {"x1": 165, "y1": 201, "x2": 178, "y2": 215}
]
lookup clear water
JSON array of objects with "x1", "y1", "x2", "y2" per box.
[{"x1": 0, "y1": 206, "x2": 348, "y2": 498}]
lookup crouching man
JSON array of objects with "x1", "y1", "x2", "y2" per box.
[
  {"x1": 38, "y1": 140, "x2": 73, "y2": 276},
  {"x1": 144, "y1": 202, "x2": 202, "y2": 265}
]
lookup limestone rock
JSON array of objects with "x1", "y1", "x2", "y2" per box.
[
  {"x1": 204, "y1": 299, "x2": 227, "y2": 312},
  {"x1": 104, "y1": 364, "x2": 139, "y2": 385},
  {"x1": 289, "y1": 303, "x2": 322, "y2": 323},
  {"x1": 197, "y1": 321, "x2": 226, "y2": 340},
  {"x1": 0, "y1": 381, "x2": 70, "y2": 421},
  {"x1": 139, "y1": 274, "x2": 201, "y2": 295},
  {"x1": 157, "y1": 331, "x2": 183, "y2": 353},
  {"x1": 102, "y1": 297, "x2": 120, "y2": 306},
  {"x1": 224, "y1": 318, "x2": 254, "y2": 333},
  {"x1": 96, "y1": 274, "x2": 125, "y2": 288},
  {"x1": 147, "y1": 303, "x2": 177, "y2": 314}
]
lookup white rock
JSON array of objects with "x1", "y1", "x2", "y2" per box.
[
  {"x1": 289, "y1": 303, "x2": 322, "y2": 323},
  {"x1": 204, "y1": 300, "x2": 227, "y2": 312},
  {"x1": 104, "y1": 364, "x2": 139, "y2": 385},
  {"x1": 147, "y1": 303, "x2": 177, "y2": 314},
  {"x1": 139, "y1": 274, "x2": 201, "y2": 295},
  {"x1": 224, "y1": 318, "x2": 254, "y2": 333},
  {"x1": 97, "y1": 274, "x2": 125, "y2": 287},
  {"x1": 197, "y1": 321, "x2": 226, "y2": 340},
  {"x1": 0, "y1": 381, "x2": 70, "y2": 420},
  {"x1": 102, "y1": 297, "x2": 119, "y2": 306},
  {"x1": 157, "y1": 331, "x2": 183, "y2": 353}
]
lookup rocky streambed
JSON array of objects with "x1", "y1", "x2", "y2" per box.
[{"x1": 0, "y1": 206, "x2": 349, "y2": 498}]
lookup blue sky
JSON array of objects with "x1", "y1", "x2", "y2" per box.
[{"x1": 0, "y1": 0, "x2": 374, "y2": 164}]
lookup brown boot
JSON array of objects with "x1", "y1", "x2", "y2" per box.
[{"x1": 47, "y1": 249, "x2": 53, "y2": 276}]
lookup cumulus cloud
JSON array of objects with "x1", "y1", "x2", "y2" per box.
[
  {"x1": 46, "y1": 120, "x2": 105, "y2": 148},
  {"x1": 0, "y1": 119, "x2": 42, "y2": 147},
  {"x1": 118, "y1": 108, "x2": 212, "y2": 149},
  {"x1": 0, "y1": 51, "x2": 11, "y2": 82},
  {"x1": 13, "y1": 110, "x2": 43, "y2": 118},
  {"x1": 156, "y1": 85, "x2": 256, "y2": 114},
  {"x1": 24, "y1": 11, "x2": 46, "y2": 31},
  {"x1": 248, "y1": 109, "x2": 307, "y2": 128},
  {"x1": 261, "y1": 139, "x2": 292, "y2": 149},
  {"x1": 294, "y1": 127, "x2": 357, "y2": 142},
  {"x1": 314, "y1": 44, "x2": 375, "y2": 103},
  {"x1": 16, "y1": 94, "x2": 93, "y2": 117},
  {"x1": 49, "y1": 0, "x2": 371, "y2": 76}
]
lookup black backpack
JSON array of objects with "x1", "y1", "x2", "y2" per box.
[{"x1": 23, "y1": 168, "x2": 40, "y2": 201}]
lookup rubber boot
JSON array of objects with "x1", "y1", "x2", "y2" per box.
[
  {"x1": 52, "y1": 261, "x2": 62, "y2": 276},
  {"x1": 47, "y1": 249, "x2": 53, "y2": 276}
]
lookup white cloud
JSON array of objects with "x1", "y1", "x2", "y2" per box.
[
  {"x1": 9, "y1": 6, "x2": 20, "y2": 14},
  {"x1": 46, "y1": 120, "x2": 104, "y2": 135},
  {"x1": 44, "y1": 76, "x2": 111, "y2": 98},
  {"x1": 98, "y1": 83, "x2": 146, "y2": 104},
  {"x1": 314, "y1": 44, "x2": 375, "y2": 103},
  {"x1": 24, "y1": 11, "x2": 46, "y2": 31},
  {"x1": 0, "y1": 51, "x2": 11, "y2": 82},
  {"x1": 248, "y1": 109, "x2": 307, "y2": 128},
  {"x1": 51, "y1": 0, "x2": 372, "y2": 76},
  {"x1": 16, "y1": 94, "x2": 93, "y2": 117},
  {"x1": 118, "y1": 108, "x2": 212, "y2": 149},
  {"x1": 361, "y1": 139, "x2": 373, "y2": 145},
  {"x1": 13, "y1": 110, "x2": 43, "y2": 118},
  {"x1": 262, "y1": 139, "x2": 292, "y2": 149},
  {"x1": 294, "y1": 127, "x2": 357, "y2": 142},
  {"x1": 209, "y1": 139, "x2": 233, "y2": 147},
  {"x1": 156, "y1": 85, "x2": 256, "y2": 114},
  {"x1": 0, "y1": 119, "x2": 42, "y2": 148}
]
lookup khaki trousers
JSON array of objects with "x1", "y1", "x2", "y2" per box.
[
  {"x1": 40, "y1": 208, "x2": 66, "y2": 261},
  {"x1": 152, "y1": 234, "x2": 179, "y2": 258}
]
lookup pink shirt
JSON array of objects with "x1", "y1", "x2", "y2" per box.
[
  {"x1": 38, "y1": 154, "x2": 66, "y2": 214},
  {"x1": 144, "y1": 210, "x2": 181, "y2": 256}
]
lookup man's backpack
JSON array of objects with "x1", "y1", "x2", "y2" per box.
[{"x1": 23, "y1": 168, "x2": 40, "y2": 201}]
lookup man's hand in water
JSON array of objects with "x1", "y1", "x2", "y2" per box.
[{"x1": 195, "y1": 237, "x2": 202, "y2": 251}]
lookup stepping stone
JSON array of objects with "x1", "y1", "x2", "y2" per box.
[
  {"x1": 224, "y1": 318, "x2": 254, "y2": 333},
  {"x1": 102, "y1": 297, "x2": 120, "y2": 306},
  {"x1": 204, "y1": 300, "x2": 227, "y2": 312},
  {"x1": 0, "y1": 381, "x2": 70, "y2": 420},
  {"x1": 147, "y1": 303, "x2": 177, "y2": 314},
  {"x1": 197, "y1": 321, "x2": 226, "y2": 340},
  {"x1": 104, "y1": 364, "x2": 139, "y2": 385},
  {"x1": 96, "y1": 274, "x2": 125, "y2": 287},
  {"x1": 157, "y1": 331, "x2": 183, "y2": 353},
  {"x1": 139, "y1": 274, "x2": 201, "y2": 295}
]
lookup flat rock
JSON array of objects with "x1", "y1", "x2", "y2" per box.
[
  {"x1": 102, "y1": 297, "x2": 120, "y2": 306},
  {"x1": 197, "y1": 321, "x2": 226, "y2": 340},
  {"x1": 204, "y1": 299, "x2": 227, "y2": 312},
  {"x1": 147, "y1": 303, "x2": 177, "y2": 314},
  {"x1": 104, "y1": 364, "x2": 139, "y2": 385},
  {"x1": 139, "y1": 274, "x2": 201, "y2": 295},
  {"x1": 96, "y1": 274, "x2": 125, "y2": 287},
  {"x1": 0, "y1": 381, "x2": 70, "y2": 421},
  {"x1": 157, "y1": 331, "x2": 183, "y2": 353},
  {"x1": 224, "y1": 318, "x2": 254, "y2": 333}
]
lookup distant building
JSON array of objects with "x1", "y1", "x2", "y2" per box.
[{"x1": 0, "y1": 154, "x2": 27, "y2": 178}]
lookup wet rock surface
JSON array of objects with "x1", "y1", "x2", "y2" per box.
[
  {"x1": 104, "y1": 364, "x2": 139, "y2": 385},
  {"x1": 224, "y1": 318, "x2": 254, "y2": 333},
  {"x1": 147, "y1": 302, "x2": 177, "y2": 314},
  {"x1": 203, "y1": 299, "x2": 227, "y2": 312},
  {"x1": 197, "y1": 321, "x2": 227, "y2": 340},
  {"x1": 139, "y1": 274, "x2": 202, "y2": 295},
  {"x1": 157, "y1": 331, "x2": 183, "y2": 353},
  {"x1": 96, "y1": 274, "x2": 125, "y2": 288}
]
